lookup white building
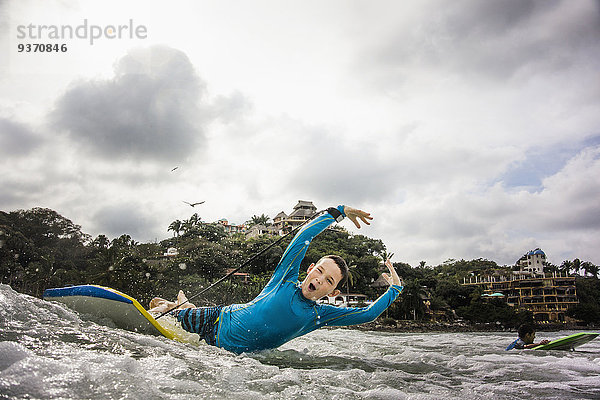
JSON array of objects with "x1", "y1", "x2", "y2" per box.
[
  {"x1": 163, "y1": 247, "x2": 179, "y2": 257},
  {"x1": 517, "y1": 248, "x2": 546, "y2": 276},
  {"x1": 273, "y1": 200, "x2": 318, "y2": 234},
  {"x1": 318, "y1": 293, "x2": 373, "y2": 307}
]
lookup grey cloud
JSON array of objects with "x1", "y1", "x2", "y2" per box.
[
  {"x1": 211, "y1": 91, "x2": 253, "y2": 124},
  {"x1": 283, "y1": 126, "x2": 510, "y2": 204},
  {"x1": 0, "y1": 118, "x2": 41, "y2": 157},
  {"x1": 92, "y1": 204, "x2": 157, "y2": 240},
  {"x1": 51, "y1": 46, "x2": 210, "y2": 163},
  {"x1": 441, "y1": 0, "x2": 539, "y2": 38},
  {"x1": 369, "y1": 0, "x2": 600, "y2": 81},
  {"x1": 0, "y1": 180, "x2": 33, "y2": 206},
  {"x1": 282, "y1": 131, "x2": 394, "y2": 203}
]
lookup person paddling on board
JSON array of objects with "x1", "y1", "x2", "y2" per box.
[
  {"x1": 505, "y1": 323, "x2": 550, "y2": 350},
  {"x1": 149, "y1": 205, "x2": 404, "y2": 354}
]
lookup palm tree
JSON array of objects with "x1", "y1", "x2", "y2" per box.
[
  {"x1": 560, "y1": 260, "x2": 573, "y2": 276},
  {"x1": 544, "y1": 262, "x2": 560, "y2": 276},
  {"x1": 249, "y1": 214, "x2": 271, "y2": 227},
  {"x1": 345, "y1": 264, "x2": 358, "y2": 294},
  {"x1": 189, "y1": 213, "x2": 201, "y2": 226},
  {"x1": 400, "y1": 279, "x2": 427, "y2": 320},
  {"x1": 378, "y1": 250, "x2": 394, "y2": 263},
  {"x1": 168, "y1": 220, "x2": 183, "y2": 237},
  {"x1": 572, "y1": 259, "x2": 582, "y2": 276},
  {"x1": 182, "y1": 213, "x2": 202, "y2": 234},
  {"x1": 582, "y1": 261, "x2": 599, "y2": 279}
]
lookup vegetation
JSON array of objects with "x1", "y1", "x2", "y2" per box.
[{"x1": 1, "y1": 207, "x2": 599, "y2": 327}]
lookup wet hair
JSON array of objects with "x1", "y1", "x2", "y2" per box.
[
  {"x1": 518, "y1": 323, "x2": 536, "y2": 339},
  {"x1": 320, "y1": 255, "x2": 348, "y2": 290}
]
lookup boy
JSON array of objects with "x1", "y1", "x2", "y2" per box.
[
  {"x1": 150, "y1": 205, "x2": 403, "y2": 354},
  {"x1": 506, "y1": 323, "x2": 550, "y2": 350}
]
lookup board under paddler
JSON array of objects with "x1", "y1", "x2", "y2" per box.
[
  {"x1": 532, "y1": 332, "x2": 599, "y2": 351},
  {"x1": 43, "y1": 285, "x2": 176, "y2": 340}
]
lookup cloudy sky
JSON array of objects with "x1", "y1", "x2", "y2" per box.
[{"x1": 1, "y1": 0, "x2": 599, "y2": 267}]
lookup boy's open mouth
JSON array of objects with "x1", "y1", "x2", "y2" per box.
[{"x1": 308, "y1": 283, "x2": 316, "y2": 291}]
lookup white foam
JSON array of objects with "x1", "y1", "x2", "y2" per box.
[
  {"x1": 0, "y1": 341, "x2": 32, "y2": 370},
  {"x1": 2, "y1": 284, "x2": 600, "y2": 399}
]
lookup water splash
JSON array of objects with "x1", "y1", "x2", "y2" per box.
[{"x1": 1, "y1": 284, "x2": 599, "y2": 399}]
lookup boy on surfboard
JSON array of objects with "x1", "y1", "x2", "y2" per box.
[
  {"x1": 506, "y1": 323, "x2": 550, "y2": 350},
  {"x1": 149, "y1": 205, "x2": 403, "y2": 354}
]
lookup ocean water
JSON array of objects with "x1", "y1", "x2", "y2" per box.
[{"x1": 1, "y1": 284, "x2": 599, "y2": 400}]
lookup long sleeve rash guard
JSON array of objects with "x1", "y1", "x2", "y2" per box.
[{"x1": 215, "y1": 205, "x2": 403, "y2": 353}]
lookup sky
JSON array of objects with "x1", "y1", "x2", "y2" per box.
[{"x1": 1, "y1": 0, "x2": 599, "y2": 268}]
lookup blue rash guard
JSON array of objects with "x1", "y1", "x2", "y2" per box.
[
  {"x1": 214, "y1": 205, "x2": 403, "y2": 354},
  {"x1": 505, "y1": 338, "x2": 526, "y2": 351}
]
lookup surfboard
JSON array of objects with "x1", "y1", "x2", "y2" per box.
[
  {"x1": 532, "y1": 332, "x2": 599, "y2": 351},
  {"x1": 43, "y1": 285, "x2": 176, "y2": 340}
]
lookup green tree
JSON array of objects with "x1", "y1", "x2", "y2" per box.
[
  {"x1": 581, "y1": 261, "x2": 599, "y2": 278},
  {"x1": 568, "y1": 276, "x2": 600, "y2": 324},
  {"x1": 560, "y1": 260, "x2": 574, "y2": 275},
  {"x1": 168, "y1": 220, "x2": 183, "y2": 238},
  {"x1": 0, "y1": 208, "x2": 89, "y2": 296},
  {"x1": 397, "y1": 279, "x2": 426, "y2": 320},
  {"x1": 249, "y1": 214, "x2": 271, "y2": 227},
  {"x1": 345, "y1": 264, "x2": 358, "y2": 294},
  {"x1": 182, "y1": 213, "x2": 202, "y2": 235},
  {"x1": 433, "y1": 279, "x2": 472, "y2": 310}
]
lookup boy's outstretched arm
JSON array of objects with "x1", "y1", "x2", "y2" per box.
[
  {"x1": 261, "y1": 205, "x2": 371, "y2": 290},
  {"x1": 261, "y1": 206, "x2": 348, "y2": 287},
  {"x1": 524, "y1": 339, "x2": 550, "y2": 348},
  {"x1": 317, "y1": 258, "x2": 403, "y2": 327}
]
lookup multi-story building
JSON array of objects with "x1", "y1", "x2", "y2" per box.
[
  {"x1": 273, "y1": 200, "x2": 318, "y2": 234},
  {"x1": 245, "y1": 224, "x2": 277, "y2": 238},
  {"x1": 516, "y1": 248, "x2": 546, "y2": 276},
  {"x1": 216, "y1": 219, "x2": 246, "y2": 235},
  {"x1": 462, "y1": 249, "x2": 578, "y2": 323}
]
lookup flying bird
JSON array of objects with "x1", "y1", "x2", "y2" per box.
[
  {"x1": 183, "y1": 201, "x2": 205, "y2": 207},
  {"x1": 171, "y1": 167, "x2": 179, "y2": 172}
]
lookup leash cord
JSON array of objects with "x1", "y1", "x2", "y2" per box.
[{"x1": 155, "y1": 209, "x2": 326, "y2": 319}]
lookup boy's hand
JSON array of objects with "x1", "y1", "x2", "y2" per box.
[
  {"x1": 343, "y1": 206, "x2": 373, "y2": 229},
  {"x1": 382, "y1": 259, "x2": 402, "y2": 286},
  {"x1": 539, "y1": 339, "x2": 550, "y2": 345}
]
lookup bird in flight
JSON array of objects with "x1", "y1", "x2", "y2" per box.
[
  {"x1": 171, "y1": 167, "x2": 179, "y2": 172},
  {"x1": 183, "y1": 201, "x2": 205, "y2": 207}
]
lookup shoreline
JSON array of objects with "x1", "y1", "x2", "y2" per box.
[{"x1": 341, "y1": 320, "x2": 600, "y2": 334}]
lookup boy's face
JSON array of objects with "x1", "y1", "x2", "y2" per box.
[
  {"x1": 523, "y1": 332, "x2": 536, "y2": 344},
  {"x1": 301, "y1": 257, "x2": 342, "y2": 301}
]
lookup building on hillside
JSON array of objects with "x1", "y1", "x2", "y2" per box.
[
  {"x1": 225, "y1": 268, "x2": 250, "y2": 284},
  {"x1": 217, "y1": 219, "x2": 246, "y2": 235},
  {"x1": 461, "y1": 248, "x2": 578, "y2": 323},
  {"x1": 272, "y1": 200, "x2": 318, "y2": 234},
  {"x1": 517, "y1": 248, "x2": 546, "y2": 276},
  {"x1": 163, "y1": 247, "x2": 179, "y2": 257},
  {"x1": 318, "y1": 293, "x2": 373, "y2": 307},
  {"x1": 245, "y1": 224, "x2": 278, "y2": 238}
]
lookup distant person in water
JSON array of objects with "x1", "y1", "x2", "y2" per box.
[
  {"x1": 506, "y1": 323, "x2": 550, "y2": 350},
  {"x1": 149, "y1": 205, "x2": 404, "y2": 354}
]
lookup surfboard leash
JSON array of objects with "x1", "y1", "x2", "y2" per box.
[{"x1": 155, "y1": 209, "x2": 327, "y2": 319}]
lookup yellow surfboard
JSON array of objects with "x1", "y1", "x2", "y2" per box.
[{"x1": 43, "y1": 285, "x2": 198, "y2": 343}]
